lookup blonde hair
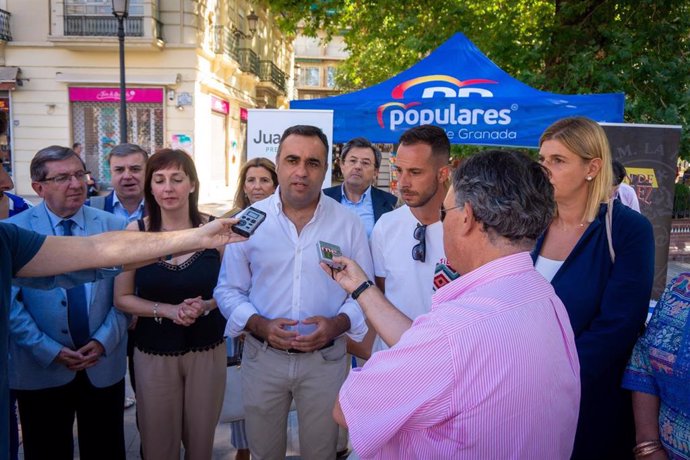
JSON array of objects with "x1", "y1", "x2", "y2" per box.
[
  {"x1": 540, "y1": 117, "x2": 613, "y2": 223},
  {"x1": 233, "y1": 157, "x2": 278, "y2": 209}
]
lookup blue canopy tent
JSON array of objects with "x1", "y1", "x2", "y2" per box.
[{"x1": 291, "y1": 33, "x2": 625, "y2": 147}]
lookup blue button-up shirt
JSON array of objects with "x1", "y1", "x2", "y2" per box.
[
  {"x1": 112, "y1": 193, "x2": 145, "y2": 223},
  {"x1": 340, "y1": 185, "x2": 375, "y2": 237}
]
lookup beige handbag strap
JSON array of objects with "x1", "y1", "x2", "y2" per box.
[{"x1": 605, "y1": 199, "x2": 615, "y2": 263}]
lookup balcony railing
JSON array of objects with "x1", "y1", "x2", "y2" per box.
[
  {"x1": 0, "y1": 9, "x2": 12, "y2": 41},
  {"x1": 213, "y1": 25, "x2": 239, "y2": 61},
  {"x1": 259, "y1": 60, "x2": 286, "y2": 93},
  {"x1": 64, "y1": 16, "x2": 144, "y2": 37},
  {"x1": 238, "y1": 48, "x2": 259, "y2": 75}
]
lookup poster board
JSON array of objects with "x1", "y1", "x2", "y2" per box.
[
  {"x1": 247, "y1": 109, "x2": 334, "y2": 187},
  {"x1": 601, "y1": 123, "x2": 683, "y2": 299}
]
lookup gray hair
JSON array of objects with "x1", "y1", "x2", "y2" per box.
[
  {"x1": 30, "y1": 145, "x2": 85, "y2": 182},
  {"x1": 452, "y1": 150, "x2": 555, "y2": 250},
  {"x1": 341, "y1": 137, "x2": 382, "y2": 169},
  {"x1": 107, "y1": 143, "x2": 149, "y2": 164}
]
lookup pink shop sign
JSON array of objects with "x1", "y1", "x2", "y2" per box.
[
  {"x1": 211, "y1": 96, "x2": 229, "y2": 114},
  {"x1": 69, "y1": 87, "x2": 164, "y2": 103}
]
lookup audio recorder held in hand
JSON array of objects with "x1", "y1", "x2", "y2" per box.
[
  {"x1": 317, "y1": 241, "x2": 344, "y2": 270},
  {"x1": 231, "y1": 206, "x2": 267, "y2": 237}
]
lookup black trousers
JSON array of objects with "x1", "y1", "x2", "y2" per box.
[{"x1": 15, "y1": 371, "x2": 125, "y2": 460}]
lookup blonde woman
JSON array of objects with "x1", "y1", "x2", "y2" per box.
[{"x1": 532, "y1": 117, "x2": 655, "y2": 459}]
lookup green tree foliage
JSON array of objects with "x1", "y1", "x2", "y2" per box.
[{"x1": 269, "y1": 0, "x2": 690, "y2": 157}]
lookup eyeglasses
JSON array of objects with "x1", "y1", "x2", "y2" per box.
[
  {"x1": 440, "y1": 204, "x2": 462, "y2": 222},
  {"x1": 412, "y1": 223, "x2": 426, "y2": 262},
  {"x1": 40, "y1": 171, "x2": 90, "y2": 185},
  {"x1": 344, "y1": 157, "x2": 374, "y2": 169}
]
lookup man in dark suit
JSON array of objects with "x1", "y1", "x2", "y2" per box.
[
  {"x1": 324, "y1": 137, "x2": 397, "y2": 237},
  {"x1": 87, "y1": 143, "x2": 148, "y2": 414},
  {"x1": 7, "y1": 146, "x2": 128, "y2": 459}
]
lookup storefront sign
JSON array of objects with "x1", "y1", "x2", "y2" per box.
[
  {"x1": 211, "y1": 96, "x2": 229, "y2": 114},
  {"x1": 68, "y1": 87, "x2": 164, "y2": 103}
]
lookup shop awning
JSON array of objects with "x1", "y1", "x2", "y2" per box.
[{"x1": 0, "y1": 67, "x2": 20, "y2": 90}]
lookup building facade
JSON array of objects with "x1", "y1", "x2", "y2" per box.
[
  {"x1": 0, "y1": 0, "x2": 292, "y2": 207},
  {"x1": 293, "y1": 32, "x2": 345, "y2": 100}
]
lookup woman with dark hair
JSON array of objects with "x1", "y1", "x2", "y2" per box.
[
  {"x1": 114, "y1": 149, "x2": 226, "y2": 460},
  {"x1": 533, "y1": 117, "x2": 655, "y2": 459},
  {"x1": 226, "y1": 157, "x2": 277, "y2": 460}
]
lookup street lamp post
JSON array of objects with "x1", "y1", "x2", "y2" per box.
[{"x1": 112, "y1": 0, "x2": 129, "y2": 143}]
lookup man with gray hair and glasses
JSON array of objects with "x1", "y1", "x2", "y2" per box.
[
  {"x1": 0, "y1": 203, "x2": 244, "y2": 460},
  {"x1": 5, "y1": 145, "x2": 130, "y2": 459},
  {"x1": 326, "y1": 150, "x2": 580, "y2": 458}
]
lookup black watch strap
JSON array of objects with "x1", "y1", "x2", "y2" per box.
[{"x1": 351, "y1": 280, "x2": 374, "y2": 300}]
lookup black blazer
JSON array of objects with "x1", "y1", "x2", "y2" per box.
[{"x1": 323, "y1": 185, "x2": 398, "y2": 223}]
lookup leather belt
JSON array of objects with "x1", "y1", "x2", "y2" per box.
[{"x1": 250, "y1": 333, "x2": 334, "y2": 354}]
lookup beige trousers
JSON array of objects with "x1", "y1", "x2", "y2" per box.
[
  {"x1": 242, "y1": 334, "x2": 348, "y2": 460},
  {"x1": 133, "y1": 345, "x2": 226, "y2": 460}
]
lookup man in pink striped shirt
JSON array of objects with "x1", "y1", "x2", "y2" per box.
[{"x1": 325, "y1": 149, "x2": 580, "y2": 459}]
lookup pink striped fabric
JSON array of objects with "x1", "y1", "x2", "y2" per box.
[{"x1": 339, "y1": 252, "x2": 580, "y2": 459}]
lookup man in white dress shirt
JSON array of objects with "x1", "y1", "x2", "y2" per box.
[{"x1": 215, "y1": 125, "x2": 374, "y2": 460}]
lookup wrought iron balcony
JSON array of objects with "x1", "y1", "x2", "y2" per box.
[
  {"x1": 238, "y1": 48, "x2": 259, "y2": 75},
  {"x1": 0, "y1": 9, "x2": 12, "y2": 41},
  {"x1": 64, "y1": 16, "x2": 144, "y2": 37},
  {"x1": 213, "y1": 25, "x2": 239, "y2": 62},
  {"x1": 259, "y1": 60, "x2": 286, "y2": 93}
]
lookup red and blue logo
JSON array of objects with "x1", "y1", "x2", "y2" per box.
[{"x1": 376, "y1": 74, "x2": 513, "y2": 130}]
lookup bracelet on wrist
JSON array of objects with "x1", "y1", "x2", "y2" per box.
[
  {"x1": 351, "y1": 280, "x2": 374, "y2": 300},
  {"x1": 153, "y1": 303, "x2": 162, "y2": 324},
  {"x1": 633, "y1": 440, "x2": 663, "y2": 458}
]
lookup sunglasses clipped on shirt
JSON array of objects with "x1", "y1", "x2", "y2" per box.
[{"x1": 412, "y1": 223, "x2": 426, "y2": 262}]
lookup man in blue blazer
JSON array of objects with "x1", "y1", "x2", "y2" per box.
[
  {"x1": 6, "y1": 146, "x2": 128, "y2": 460},
  {"x1": 324, "y1": 137, "x2": 398, "y2": 237}
]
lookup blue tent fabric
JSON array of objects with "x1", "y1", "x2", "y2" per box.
[{"x1": 291, "y1": 33, "x2": 625, "y2": 147}]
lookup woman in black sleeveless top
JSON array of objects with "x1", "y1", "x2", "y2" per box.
[{"x1": 114, "y1": 149, "x2": 226, "y2": 460}]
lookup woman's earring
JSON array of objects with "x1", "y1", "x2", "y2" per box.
[{"x1": 586, "y1": 176, "x2": 593, "y2": 182}]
